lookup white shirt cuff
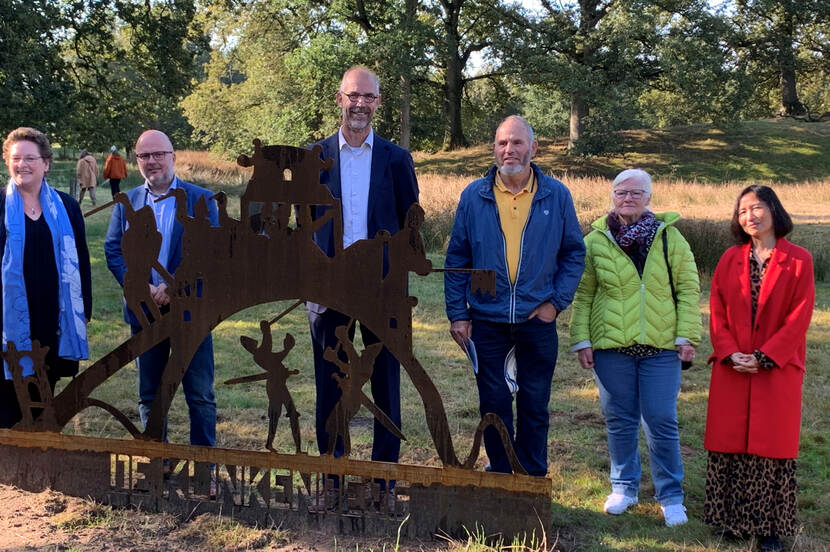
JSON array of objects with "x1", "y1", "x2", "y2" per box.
[{"x1": 570, "y1": 340, "x2": 592, "y2": 353}]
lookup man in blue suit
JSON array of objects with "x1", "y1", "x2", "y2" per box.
[
  {"x1": 309, "y1": 66, "x2": 419, "y2": 465},
  {"x1": 105, "y1": 129, "x2": 218, "y2": 447}
]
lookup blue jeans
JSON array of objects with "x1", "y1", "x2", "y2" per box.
[
  {"x1": 593, "y1": 349, "x2": 684, "y2": 506},
  {"x1": 132, "y1": 327, "x2": 217, "y2": 447},
  {"x1": 472, "y1": 318, "x2": 558, "y2": 476}
]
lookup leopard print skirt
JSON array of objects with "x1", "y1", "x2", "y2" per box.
[{"x1": 703, "y1": 452, "x2": 797, "y2": 537}]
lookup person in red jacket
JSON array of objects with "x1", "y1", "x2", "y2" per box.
[
  {"x1": 705, "y1": 185, "x2": 815, "y2": 552},
  {"x1": 103, "y1": 146, "x2": 127, "y2": 197}
]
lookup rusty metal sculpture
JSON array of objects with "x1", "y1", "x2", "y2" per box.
[{"x1": 0, "y1": 139, "x2": 551, "y2": 540}]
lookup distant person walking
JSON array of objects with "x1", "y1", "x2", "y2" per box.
[
  {"x1": 76, "y1": 149, "x2": 98, "y2": 206},
  {"x1": 104, "y1": 146, "x2": 127, "y2": 197},
  {"x1": 704, "y1": 185, "x2": 815, "y2": 552}
]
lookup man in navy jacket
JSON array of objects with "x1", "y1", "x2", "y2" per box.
[
  {"x1": 105, "y1": 129, "x2": 218, "y2": 448},
  {"x1": 309, "y1": 66, "x2": 419, "y2": 465},
  {"x1": 445, "y1": 116, "x2": 585, "y2": 476}
]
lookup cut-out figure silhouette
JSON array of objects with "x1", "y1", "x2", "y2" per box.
[
  {"x1": 114, "y1": 194, "x2": 174, "y2": 328},
  {"x1": 230, "y1": 321, "x2": 301, "y2": 453},
  {"x1": 323, "y1": 323, "x2": 405, "y2": 456}
]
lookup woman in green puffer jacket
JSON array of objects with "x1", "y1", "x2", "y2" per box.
[{"x1": 569, "y1": 168, "x2": 702, "y2": 527}]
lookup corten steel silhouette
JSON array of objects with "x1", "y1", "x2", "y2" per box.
[
  {"x1": 0, "y1": 140, "x2": 543, "y2": 537},
  {"x1": 226, "y1": 321, "x2": 302, "y2": 453},
  {"x1": 113, "y1": 194, "x2": 175, "y2": 328},
  {"x1": 1, "y1": 139, "x2": 508, "y2": 464},
  {"x1": 322, "y1": 321, "x2": 406, "y2": 456}
]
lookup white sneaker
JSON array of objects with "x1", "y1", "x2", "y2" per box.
[
  {"x1": 661, "y1": 503, "x2": 688, "y2": 527},
  {"x1": 603, "y1": 493, "x2": 638, "y2": 514}
]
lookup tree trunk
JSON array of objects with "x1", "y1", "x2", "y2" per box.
[
  {"x1": 441, "y1": 0, "x2": 468, "y2": 150},
  {"x1": 399, "y1": 0, "x2": 418, "y2": 149},
  {"x1": 569, "y1": 94, "x2": 588, "y2": 149},
  {"x1": 400, "y1": 74, "x2": 412, "y2": 149},
  {"x1": 776, "y1": 11, "x2": 806, "y2": 117}
]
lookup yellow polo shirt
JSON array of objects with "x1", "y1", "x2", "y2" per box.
[{"x1": 494, "y1": 171, "x2": 536, "y2": 283}]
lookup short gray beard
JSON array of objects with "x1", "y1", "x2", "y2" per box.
[{"x1": 499, "y1": 163, "x2": 526, "y2": 176}]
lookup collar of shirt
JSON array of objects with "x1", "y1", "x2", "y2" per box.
[
  {"x1": 338, "y1": 128, "x2": 374, "y2": 153},
  {"x1": 143, "y1": 176, "x2": 179, "y2": 199},
  {"x1": 494, "y1": 170, "x2": 535, "y2": 195}
]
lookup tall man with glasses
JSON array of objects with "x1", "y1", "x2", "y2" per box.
[
  {"x1": 444, "y1": 115, "x2": 585, "y2": 476},
  {"x1": 105, "y1": 129, "x2": 218, "y2": 448},
  {"x1": 308, "y1": 66, "x2": 418, "y2": 470}
]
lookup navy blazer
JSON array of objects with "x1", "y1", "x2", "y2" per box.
[
  {"x1": 104, "y1": 178, "x2": 219, "y2": 324},
  {"x1": 311, "y1": 132, "x2": 419, "y2": 258}
]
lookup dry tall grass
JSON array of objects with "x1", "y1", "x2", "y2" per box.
[
  {"x1": 170, "y1": 151, "x2": 830, "y2": 279},
  {"x1": 174, "y1": 150, "x2": 252, "y2": 192},
  {"x1": 419, "y1": 172, "x2": 830, "y2": 278}
]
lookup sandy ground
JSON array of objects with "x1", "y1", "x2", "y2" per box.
[{"x1": 0, "y1": 484, "x2": 446, "y2": 552}]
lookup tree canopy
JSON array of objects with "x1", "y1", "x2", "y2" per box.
[{"x1": 2, "y1": 0, "x2": 828, "y2": 155}]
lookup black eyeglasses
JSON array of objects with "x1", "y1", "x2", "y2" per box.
[
  {"x1": 136, "y1": 151, "x2": 173, "y2": 161},
  {"x1": 613, "y1": 189, "x2": 646, "y2": 199},
  {"x1": 341, "y1": 92, "x2": 379, "y2": 104},
  {"x1": 9, "y1": 156, "x2": 42, "y2": 164}
]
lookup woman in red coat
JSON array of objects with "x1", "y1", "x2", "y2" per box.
[{"x1": 705, "y1": 185, "x2": 815, "y2": 552}]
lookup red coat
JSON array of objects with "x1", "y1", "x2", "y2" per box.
[{"x1": 704, "y1": 239, "x2": 814, "y2": 458}]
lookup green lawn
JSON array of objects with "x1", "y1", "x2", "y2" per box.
[
  {"x1": 415, "y1": 120, "x2": 830, "y2": 183},
  {"x1": 72, "y1": 189, "x2": 830, "y2": 550},
  {"x1": 4, "y1": 126, "x2": 830, "y2": 550}
]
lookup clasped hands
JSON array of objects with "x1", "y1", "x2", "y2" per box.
[
  {"x1": 149, "y1": 283, "x2": 170, "y2": 306},
  {"x1": 730, "y1": 351, "x2": 759, "y2": 374}
]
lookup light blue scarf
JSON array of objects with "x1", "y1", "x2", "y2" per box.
[{"x1": 3, "y1": 178, "x2": 88, "y2": 379}]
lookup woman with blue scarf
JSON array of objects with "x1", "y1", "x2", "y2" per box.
[{"x1": 0, "y1": 127, "x2": 91, "y2": 428}]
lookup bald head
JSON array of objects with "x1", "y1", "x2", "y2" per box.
[
  {"x1": 136, "y1": 130, "x2": 174, "y2": 152},
  {"x1": 340, "y1": 66, "x2": 380, "y2": 95},
  {"x1": 135, "y1": 129, "x2": 176, "y2": 193}
]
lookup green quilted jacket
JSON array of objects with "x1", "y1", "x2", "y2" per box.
[{"x1": 569, "y1": 212, "x2": 702, "y2": 350}]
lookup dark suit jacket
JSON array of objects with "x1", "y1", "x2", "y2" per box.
[
  {"x1": 308, "y1": 132, "x2": 419, "y2": 314},
  {"x1": 311, "y1": 132, "x2": 418, "y2": 256},
  {"x1": 104, "y1": 178, "x2": 219, "y2": 325}
]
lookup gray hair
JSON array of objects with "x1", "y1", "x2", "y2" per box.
[
  {"x1": 497, "y1": 115, "x2": 535, "y2": 144},
  {"x1": 612, "y1": 168, "x2": 652, "y2": 197}
]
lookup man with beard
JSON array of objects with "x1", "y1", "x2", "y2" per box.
[
  {"x1": 444, "y1": 115, "x2": 585, "y2": 476},
  {"x1": 308, "y1": 66, "x2": 418, "y2": 475}
]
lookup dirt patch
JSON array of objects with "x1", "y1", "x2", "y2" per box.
[{"x1": 0, "y1": 484, "x2": 446, "y2": 551}]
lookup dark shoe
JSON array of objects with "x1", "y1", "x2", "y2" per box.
[{"x1": 759, "y1": 536, "x2": 782, "y2": 552}]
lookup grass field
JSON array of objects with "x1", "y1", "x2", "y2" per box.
[{"x1": 4, "y1": 121, "x2": 830, "y2": 551}]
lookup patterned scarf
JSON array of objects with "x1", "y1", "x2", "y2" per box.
[
  {"x1": 3, "y1": 178, "x2": 88, "y2": 379},
  {"x1": 607, "y1": 210, "x2": 659, "y2": 276}
]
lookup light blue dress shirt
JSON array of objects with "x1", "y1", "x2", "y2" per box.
[{"x1": 143, "y1": 177, "x2": 179, "y2": 285}]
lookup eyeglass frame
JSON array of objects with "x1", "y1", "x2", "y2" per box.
[
  {"x1": 136, "y1": 151, "x2": 174, "y2": 161},
  {"x1": 339, "y1": 91, "x2": 379, "y2": 104},
  {"x1": 613, "y1": 189, "x2": 647, "y2": 199},
  {"x1": 9, "y1": 155, "x2": 44, "y2": 164}
]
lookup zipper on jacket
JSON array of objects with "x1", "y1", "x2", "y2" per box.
[{"x1": 602, "y1": 222, "x2": 667, "y2": 345}]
